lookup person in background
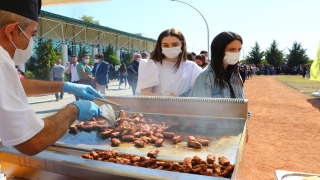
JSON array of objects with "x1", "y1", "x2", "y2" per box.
[
  {"x1": 114, "y1": 64, "x2": 120, "y2": 81},
  {"x1": 65, "y1": 62, "x2": 71, "y2": 82},
  {"x1": 141, "y1": 52, "x2": 148, "y2": 59},
  {"x1": 67, "y1": 55, "x2": 80, "y2": 100},
  {"x1": 118, "y1": 63, "x2": 128, "y2": 89},
  {"x1": 127, "y1": 54, "x2": 141, "y2": 95},
  {"x1": 200, "y1": 50, "x2": 210, "y2": 63},
  {"x1": 88, "y1": 62, "x2": 93, "y2": 71},
  {"x1": 0, "y1": 0, "x2": 103, "y2": 156},
  {"x1": 136, "y1": 28, "x2": 201, "y2": 97},
  {"x1": 239, "y1": 63, "x2": 246, "y2": 83},
  {"x1": 109, "y1": 64, "x2": 115, "y2": 80},
  {"x1": 191, "y1": 52, "x2": 196, "y2": 61},
  {"x1": 195, "y1": 54, "x2": 208, "y2": 69},
  {"x1": 187, "y1": 52, "x2": 194, "y2": 61},
  {"x1": 49, "y1": 59, "x2": 65, "y2": 101},
  {"x1": 77, "y1": 54, "x2": 96, "y2": 89},
  {"x1": 15, "y1": 65, "x2": 25, "y2": 79},
  {"x1": 92, "y1": 53, "x2": 109, "y2": 94}
]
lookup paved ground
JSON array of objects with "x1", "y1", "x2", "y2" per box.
[{"x1": 28, "y1": 80, "x2": 133, "y2": 118}]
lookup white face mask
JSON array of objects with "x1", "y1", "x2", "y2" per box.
[
  {"x1": 94, "y1": 59, "x2": 99, "y2": 63},
  {"x1": 162, "y1": 46, "x2": 182, "y2": 59},
  {"x1": 137, "y1": 58, "x2": 141, "y2": 62},
  {"x1": 84, "y1": 59, "x2": 90, "y2": 64},
  {"x1": 223, "y1": 52, "x2": 240, "y2": 65},
  {"x1": 6, "y1": 25, "x2": 34, "y2": 65}
]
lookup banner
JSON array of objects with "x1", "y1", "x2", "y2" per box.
[{"x1": 310, "y1": 41, "x2": 320, "y2": 81}]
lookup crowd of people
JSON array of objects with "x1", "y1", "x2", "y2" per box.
[{"x1": 0, "y1": 0, "x2": 309, "y2": 157}]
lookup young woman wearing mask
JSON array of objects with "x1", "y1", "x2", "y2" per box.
[
  {"x1": 195, "y1": 54, "x2": 208, "y2": 69},
  {"x1": 190, "y1": 31, "x2": 246, "y2": 99},
  {"x1": 136, "y1": 28, "x2": 201, "y2": 96}
]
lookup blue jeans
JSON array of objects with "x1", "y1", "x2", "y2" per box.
[{"x1": 119, "y1": 74, "x2": 127, "y2": 87}]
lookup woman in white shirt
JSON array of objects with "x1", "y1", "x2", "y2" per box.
[{"x1": 136, "y1": 28, "x2": 201, "y2": 96}]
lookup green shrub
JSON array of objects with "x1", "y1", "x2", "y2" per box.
[{"x1": 25, "y1": 70, "x2": 35, "y2": 79}]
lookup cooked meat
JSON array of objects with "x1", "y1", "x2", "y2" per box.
[
  {"x1": 134, "y1": 139, "x2": 145, "y2": 147},
  {"x1": 172, "y1": 136, "x2": 182, "y2": 144},
  {"x1": 90, "y1": 151, "x2": 99, "y2": 160},
  {"x1": 194, "y1": 164, "x2": 207, "y2": 172},
  {"x1": 163, "y1": 132, "x2": 175, "y2": 139},
  {"x1": 155, "y1": 133, "x2": 163, "y2": 138},
  {"x1": 212, "y1": 163, "x2": 221, "y2": 174},
  {"x1": 140, "y1": 136, "x2": 151, "y2": 143},
  {"x1": 155, "y1": 138, "x2": 164, "y2": 147},
  {"x1": 110, "y1": 132, "x2": 120, "y2": 138},
  {"x1": 150, "y1": 135, "x2": 158, "y2": 143},
  {"x1": 188, "y1": 136, "x2": 196, "y2": 142},
  {"x1": 81, "y1": 154, "x2": 90, "y2": 159},
  {"x1": 111, "y1": 138, "x2": 121, "y2": 146},
  {"x1": 221, "y1": 164, "x2": 234, "y2": 178},
  {"x1": 202, "y1": 169, "x2": 213, "y2": 176},
  {"x1": 193, "y1": 155, "x2": 202, "y2": 165},
  {"x1": 140, "y1": 132, "x2": 151, "y2": 137},
  {"x1": 197, "y1": 139, "x2": 209, "y2": 146},
  {"x1": 188, "y1": 141, "x2": 202, "y2": 149},
  {"x1": 172, "y1": 162, "x2": 181, "y2": 171},
  {"x1": 156, "y1": 128, "x2": 164, "y2": 133},
  {"x1": 69, "y1": 126, "x2": 78, "y2": 134},
  {"x1": 122, "y1": 135, "x2": 135, "y2": 141},
  {"x1": 183, "y1": 157, "x2": 192, "y2": 169},
  {"x1": 134, "y1": 132, "x2": 141, "y2": 138},
  {"x1": 207, "y1": 154, "x2": 215, "y2": 164},
  {"x1": 192, "y1": 167, "x2": 202, "y2": 174},
  {"x1": 147, "y1": 149, "x2": 159, "y2": 158},
  {"x1": 163, "y1": 161, "x2": 172, "y2": 168},
  {"x1": 130, "y1": 156, "x2": 140, "y2": 163},
  {"x1": 140, "y1": 159, "x2": 157, "y2": 167},
  {"x1": 218, "y1": 156, "x2": 230, "y2": 166},
  {"x1": 101, "y1": 129, "x2": 113, "y2": 139}
]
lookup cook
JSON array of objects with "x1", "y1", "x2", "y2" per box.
[{"x1": 0, "y1": 0, "x2": 103, "y2": 156}]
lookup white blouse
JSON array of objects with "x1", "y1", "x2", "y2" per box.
[{"x1": 136, "y1": 59, "x2": 201, "y2": 96}]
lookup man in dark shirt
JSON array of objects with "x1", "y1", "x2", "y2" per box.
[
  {"x1": 49, "y1": 60, "x2": 65, "y2": 101},
  {"x1": 127, "y1": 54, "x2": 141, "y2": 95}
]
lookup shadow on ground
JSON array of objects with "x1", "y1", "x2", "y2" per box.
[{"x1": 307, "y1": 98, "x2": 320, "y2": 111}]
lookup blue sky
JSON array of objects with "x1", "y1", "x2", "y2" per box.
[{"x1": 43, "y1": 0, "x2": 320, "y2": 59}]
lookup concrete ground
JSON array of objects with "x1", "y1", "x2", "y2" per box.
[{"x1": 28, "y1": 80, "x2": 133, "y2": 119}]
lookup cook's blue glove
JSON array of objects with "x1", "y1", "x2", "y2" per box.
[
  {"x1": 63, "y1": 82, "x2": 104, "y2": 101},
  {"x1": 70, "y1": 100, "x2": 101, "y2": 121}
]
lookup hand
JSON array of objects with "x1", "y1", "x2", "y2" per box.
[
  {"x1": 70, "y1": 100, "x2": 101, "y2": 120},
  {"x1": 63, "y1": 82, "x2": 104, "y2": 100},
  {"x1": 169, "y1": 93, "x2": 176, "y2": 96}
]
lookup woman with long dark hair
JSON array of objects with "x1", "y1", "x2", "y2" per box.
[
  {"x1": 118, "y1": 63, "x2": 127, "y2": 89},
  {"x1": 190, "y1": 31, "x2": 246, "y2": 99}
]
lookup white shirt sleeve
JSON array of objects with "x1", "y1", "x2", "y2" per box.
[
  {"x1": 136, "y1": 59, "x2": 159, "y2": 94},
  {"x1": 0, "y1": 49, "x2": 44, "y2": 146}
]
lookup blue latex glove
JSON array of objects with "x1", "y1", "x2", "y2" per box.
[
  {"x1": 63, "y1": 82, "x2": 104, "y2": 101},
  {"x1": 70, "y1": 100, "x2": 101, "y2": 121}
]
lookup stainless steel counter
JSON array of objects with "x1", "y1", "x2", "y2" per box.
[{"x1": 0, "y1": 96, "x2": 248, "y2": 180}]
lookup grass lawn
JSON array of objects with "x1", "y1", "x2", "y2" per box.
[{"x1": 275, "y1": 75, "x2": 320, "y2": 96}]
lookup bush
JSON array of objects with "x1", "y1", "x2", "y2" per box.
[{"x1": 25, "y1": 70, "x2": 35, "y2": 79}]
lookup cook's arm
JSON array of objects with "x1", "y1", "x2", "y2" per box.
[
  {"x1": 21, "y1": 79, "x2": 64, "y2": 96},
  {"x1": 14, "y1": 104, "x2": 78, "y2": 156}
]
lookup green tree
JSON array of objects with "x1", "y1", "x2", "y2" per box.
[
  {"x1": 285, "y1": 41, "x2": 310, "y2": 67},
  {"x1": 245, "y1": 41, "x2": 264, "y2": 65},
  {"x1": 102, "y1": 45, "x2": 120, "y2": 66},
  {"x1": 265, "y1": 40, "x2": 285, "y2": 66},
  {"x1": 26, "y1": 39, "x2": 61, "y2": 80},
  {"x1": 121, "y1": 51, "x2": 133, "y2": 65},
  {"x1": 80, "y1": 15, "x2": 100, "y2": 25}
]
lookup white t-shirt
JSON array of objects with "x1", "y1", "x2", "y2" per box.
[
  {"x1": 0, "y1": 46, "x2": 44, "y2": 146},
  {"x1": 136, "y1": 59, "x2": 201, "y2": 96},
  {"x1": 70, "y1": 63, "x2": 79, "y2": 82}
]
